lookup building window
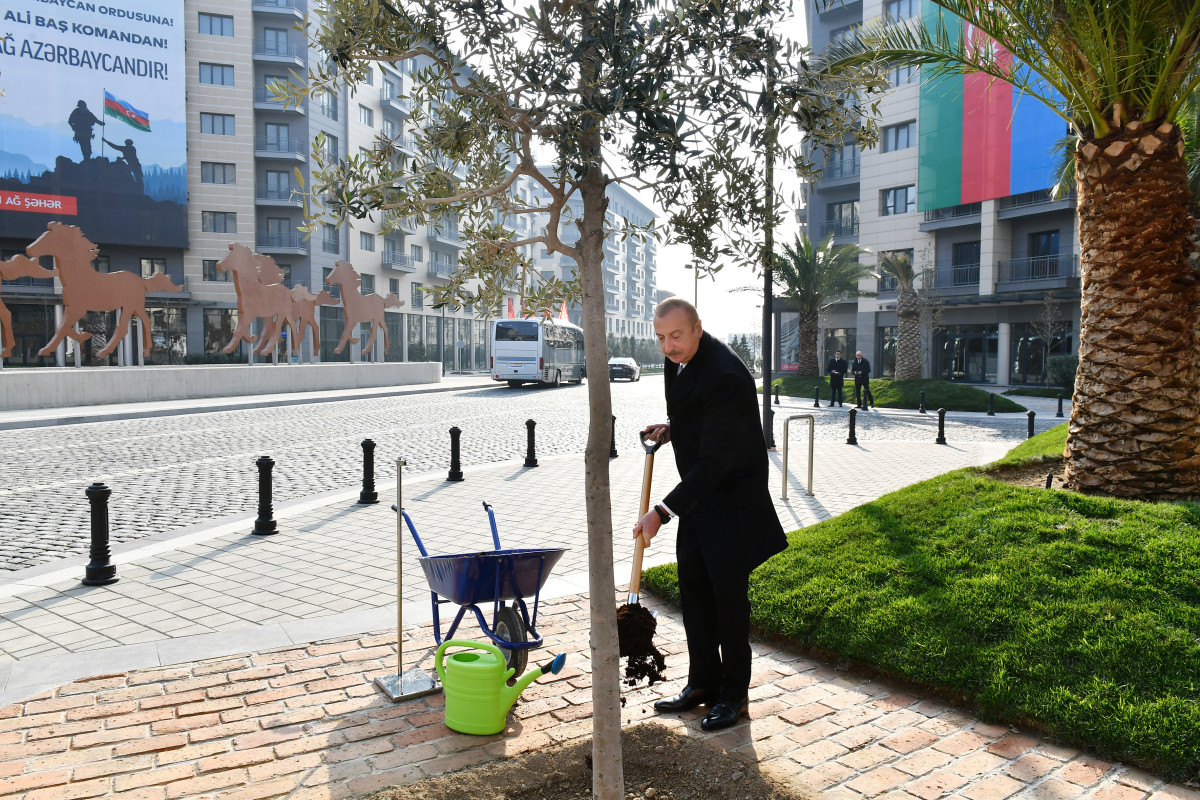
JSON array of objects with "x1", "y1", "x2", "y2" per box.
[
  {"x1": 320, "y1": 134, "x2": 339, "y2": 161},
  {"x1": 389, "y1": 278, "x2": 400, "y2": 295},
  {"x1": 882, "y1": 121, "x2": 915, "y2": 152},
  {"x1": 381, "y1": 119, "x2": 398, "y2": 139},
  {"x1": 204, "y1": 308, "x2": 239, "y2": 353},
  {"x1": 322, "y1": 223, "x2": 339, "y2": 253},
  {"x1": 91, "y1": 254, "x2": 110, "y2": 273},
  {"x1": 140, "y1": 258, "x2": 166, "y2": 278},
  {"x1": 198, "y1": 12, "x2": 233, "y2": 36},
  {"x1": 199, "y1": 63, "x2": 235, "y2": 86},
  {"x1": 363, "y1": 67, "x2": 374, "y2": 85},
  {"x1": 884, "y1": 0, "x2": 917, "y2": 24},
  {"x1": 200, "y1": 162, "x2": 236, "y2": 184},
  {"x1": 200, "y1": 113, "x2": 235, "y2": 135},
  {"x1": 202, "y1": 259, "x2": 232, "y2": 282},
  {"x1": 410, "y1": 244, "x2": 423, "y2": 263},
  {"x1": 411, "y1": 283, "x2": 424, "y2": 308},
  {"x1": 358, "y1": 105, "x2": 374, "y2": 127},
  {"x1": 830, "y1": 24, "x2": 856, "y2": 44},
  {"x1": 361, "y1": 274, "x2": 375, "y2": 295},
  {"x1": 1030, "y1": 230, "x2": 1061, "y2": 258},
  {"x1": 360, "y1": 232, "x2": 375, "y2": 252},
  {"x1": 881, "y1": 185, "x2": 916, "y2": 216},
  {"x1": 263, "y1": 28, "x2": 289, "y2": 56},
  {"x1": 825, "y1": 200, "x2": 859, "y2": 237},
  {"x1": 877, "y1": 249, "x2": 913, "y2": 292},
  {"x1": 202, "y1": 212, "x2": 237, "y2": 233},
  {"x1": 888, "y1": 63, "x2": 917, "y2": 87}
]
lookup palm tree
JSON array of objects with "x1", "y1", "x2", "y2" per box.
[
  {"x1": 876, "y1": 251, "x2": 921, "y2": 380},
  {"x1": 827, "y1": 0, "x2": 1200, "y2": 500},
  {"x1": 774, "y1": 234, "x2": 874, "y2": 376}
]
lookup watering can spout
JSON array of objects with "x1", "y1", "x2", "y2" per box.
[{"x1": 501, "y1": 652, "x2": 566, "y2": 714}]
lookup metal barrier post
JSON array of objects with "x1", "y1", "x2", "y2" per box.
[
  {"x1": 447, "y1": 427, "x2": 464, "y2": 481},
  {"x1": 919, "y1": 389, "x2": 926, "y2": 414},
  {"x1": 782, "y1": 414, "x2": 815, "y2": 499},
  {"x1": 82, "y1": 483, "x2": 118, "y2": 586},
  {"x1": 610, "y1": 415, "x2": 618, "y2": 459},
  {"x1": 936, "y1": 408, "x2": 947, "y2": 445},
  {"x1": 524, "y1": 419, "x2": 539, "y2": 467},
  {"x1": 359, "y1": 439, "x2": 379, "y2": 504},
  {"x1": 987, "y1": 394, "x2": 995, "y2": 416},
  {"x1": 774, "y1": 384, "x2": 780, "y2": 406},
  {"x1": 1057, "y1": 394, "x2": 1065, "y2": 418},
  {"x1": 813, "y1": 386, "x2": 820, "y2": 408},
  {"x1": 846, "y1": 407, "x2": 858, "y2": 445},
  {"x1": 253, "y1": 456, "x2": 278, "y2": 535},
  {"x1": 1027, "y1": 410, "x2": 1036, "y2": 439}
]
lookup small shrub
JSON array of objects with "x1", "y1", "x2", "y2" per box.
[{"x1": 1047, "y1": 355, "x2": 1078, "y2": 389}]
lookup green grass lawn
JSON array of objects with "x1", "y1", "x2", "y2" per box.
[
  {"x1": 766, "y1": 376, "x2": 1026, "y2": 413},
  {"x1": 643, "y1": 424, "x2": 1200, "y2": 780}
]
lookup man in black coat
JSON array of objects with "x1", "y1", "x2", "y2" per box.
[
  {"x1": 634, "y1": 298, "x2": 787, "y2": 731},
  {"x1": 827, "y1": 350, "x2": 848, "y2": 407},
  {"x1": 852, "y1": 350, "x2": 875, "y2": 408}
]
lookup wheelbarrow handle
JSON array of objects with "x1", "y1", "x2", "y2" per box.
[{"x1": 639, "y1": 429, "x2": 666, "y2": 455}]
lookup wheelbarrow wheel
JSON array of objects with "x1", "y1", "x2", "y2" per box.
[{"x1": 494, "y1": 605, "x2": 528, "y2": 676}]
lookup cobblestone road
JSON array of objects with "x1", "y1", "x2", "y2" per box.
[{"x1": 0, "y1": 378, "x2": 1049, "y2": 571}]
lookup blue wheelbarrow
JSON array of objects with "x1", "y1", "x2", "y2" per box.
[{"x1": 397, "y1": 501, "x2": 566, "y2": 676}]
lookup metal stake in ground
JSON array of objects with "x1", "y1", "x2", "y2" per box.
[
  {"x1": 1027, "y1": 410, "x2": 1036, "y2": 439},
  {"x1": 447, "y1": 427, "x2": 464, "y2": 481},
  {"x1": 919, "y1": 389, "x2": 927, "y2": 414},
  {"x1": 524, "y1": 419, "x2": 539, "y2": 468},
  {"x1": 358, "y1": 439, "x2": 379, "y2": 504},
  {"x1": 253, "y1": 456, "x2": 277, "y2": 535},
  {"x1": 1057, "y1": 394, "x2": 1065, "y2": 418},
  {"x1": 936, "y1": 408, "x2": 947, "y2": 445},
  {"x1": 81, "y1": 482, "x2": 118, "y2": 586},
  {"x1": 375, "y1": 458, "x2": 440, "y2": 702},
  {"x1": 846, "y1": 407, "x2": 858, "y2": 445},
  {"x1": 987, "y1": 394, "x2": 995, "y2": 416}
]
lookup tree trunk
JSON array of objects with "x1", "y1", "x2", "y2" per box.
[
  {"x1": 1065, "y1": 121, "x2": 1200, "y2": 499},
  {"x1": 796, "y1": 307, "x2": 819, "y2": 376},
  {"x1": 894, "y1": 289, "x2": 921, "y2": 380}
]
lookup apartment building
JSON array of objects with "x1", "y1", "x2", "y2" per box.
[
  {"x1": 786, "y1": 0, "x2": 1080, "y2": 386},
  {"x1": 0, "y1": 0, "x2": 506, "y2": 372}
]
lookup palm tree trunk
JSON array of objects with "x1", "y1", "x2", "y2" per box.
[
  {"x1": 894, "y1": 289, "x2": 921, "y2": 380},
  {"x1": 1066, "y1": 120, "x2": 1200, "y2": 499},
  {"x1": 797, "y1": 308, "x2": 819, "y2": 376}
]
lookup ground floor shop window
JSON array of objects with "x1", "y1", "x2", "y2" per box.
[
  {"x1": 203, "y1": 308, "x2": 240, "y2": 355},
  {"x1": 474, "y1": 318, "x2": 488, "y2": 370},
  {"x1": 385, "y1": 311, "x2": 404, "y2": 361},
  {"x1": 878, "y1": 326, "x2": 897, "y2": 378},
  {"x1": 935, "y1": 325, "x2": 998, "y2": 383},
  {"x1": 777, "y1": 312, "x2": 798, "y2": 372},
  {"x1": 1010, "y1": 321, "x2": 1073, "y2": 386},
  {"x1": 320, "y1": 306, "x2": 350, "y2": 362},
  {"x1": 822, "y1": 328, "x2": 856, "y2": 375},
  {"x1": 147, "y1": 307, "x2": 187, "y2": 365},
  {"x1": 4, "y1": 304, "x2": 56, "y2": 367}
]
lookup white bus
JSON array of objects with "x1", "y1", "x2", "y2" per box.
[{"x1": 491, "y1": 318, "x2": 586, "y2": 387}]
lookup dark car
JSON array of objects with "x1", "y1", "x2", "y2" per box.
[{"x1": 608, "y1": 357, "x2": 641, "y2": 382}]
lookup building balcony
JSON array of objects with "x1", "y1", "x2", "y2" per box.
[
  {"x1": 254, "y1": 136, "x2": 307, "y2": 160},
  {"x1": 602, "y1": 257, "x2": 619, "y2": 273},
  {"x1": 920, "y1": 202, "x2": 982, "y2": 231},
  {"x1": 997, "y1": 189, "x2": 1078, "y2": 220},
  {"x1": 256, "y1": 232, "x2": 310, "y2": 254},
  {"x1": 252, "y1": 41, "x2": 306, "y2": 66},
  {"x1": 253, "y1": 87, "x2": 305, "y2": 114},
  {"x1": 316, "y1": 98, "x2": 338, "y2": 121},
  {"x1": 380, "y1": 88, "x2": 414, "y2": 115},
  {"x1": 997, "y1": 254, "x2": 1080, "y2": 292},
  {"x1": 252, "y1": 0, "x2": 303, "y2": 18},
  {"x1": 322, "y1": 239, "x2": 339, "y2": 254},
  {"x1": 382, "y1": 253, "x2": 415, "y2": 272},
  {"x1": 603, "y1": 237, "x2": 619, "y2": 253},
  {"x1": 821, "y1": 218, "x2": 859, "y2": 239},
  {"x1": 934, "y1": 263, "x2": 980, "y2": 292},
  {"x1": 0, "y1": 275, "x2": 55, "y2": 294},
  {"x1": 427, "y1": 258, "x2": 456, "y2": 278},
  {"x1": 428, "y1": 223, "x2": 464, "y2": 248},
  {"x1": 255, "y1": 185, "x2": 302, "y2": 206}
]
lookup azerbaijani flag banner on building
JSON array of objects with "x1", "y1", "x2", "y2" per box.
[
  {"x1": 103, "y1": 91, "x2": 151, "y2": 133},
  {"x1": 917, "y1": 6, "x2": 1063, "y2": 211}
]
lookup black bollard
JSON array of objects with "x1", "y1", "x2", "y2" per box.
[
  {"x1": 919, "y1": 389, "x2": 927, "y2": 414},
  {"x1": 610, "y1": 415, "x2": 619, "y2": 459},
  {"x1": 82, "y1": 482, "x2": 118, "y2": 586},
  {"x1": 358, "y1": 439, "x2": 379, "y2": 504},
  {"x1": 1057, "y1": 394, "x2": 1065, "y2": 418},
  {"x1": 936, "y1": 408, "x2": 947, "y2": 445},
  {"x1": 767, "y1": 408, "x2": 776, "y2": 449},
  {"x1": 524, "y1": 419, "x2": 539, "y2": 468},
  {"x1": 846, "y1": 407, "x2": 858, "y2": 445},
  {"x1": 253, "y1": 456, "x2": 278, "y2": 535},
  {"x1": 447, "y1": 427, "x2": 464, "y2": 481},
  {"x1": 813, "y1": 386, "x2": 821, "y2": 408},
  {"x1": 774, "y1": 384, "x2": 780, "y2": 406},
  {"x1": 1027, "y1": 410, "x2": 1036, "y2": 439},
  {"x1": 987, "y1": 394, "x2": 995, "y2": 416}
]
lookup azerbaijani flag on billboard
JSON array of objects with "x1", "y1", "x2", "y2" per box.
[
  {"x1": 104, "y1": 91, "x2": 151, "y2": 133},
  {"x1": 917, "y1": 5, "x2": 1065, "y2": 211}
]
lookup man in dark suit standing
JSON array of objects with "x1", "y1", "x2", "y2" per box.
[
  {"x1": 634, "y1": 297, "x2": 787, "y2": 731},
  {"x1": 827, "y1": 350, "x2": 848, "y2": 407},
  {"x1": 852, "y1": 350, "x2": 875, "y2": 408}
]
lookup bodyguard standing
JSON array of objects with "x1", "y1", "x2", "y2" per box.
[
  {"x1": 827, "y1": 350, "x2": 848, "y2": 407},
  {"x1": 852, "y1": 350, "x2": 875, "y2": 408}
]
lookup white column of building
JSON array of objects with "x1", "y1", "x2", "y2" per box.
[
  {"x1": 997, "y1": 322, "x2": 1011, "y2": 386},
  {"x1": 978, "y1": 199, "x2": 1009, "y2": 297}
]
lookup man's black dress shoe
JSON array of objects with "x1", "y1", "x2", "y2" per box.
[
  {"x1": 700, "y1": 698, "x2": 749, "y2": 731},
  {"x1": 654, "y1": 686, "x2": 718, "y2": 713}
]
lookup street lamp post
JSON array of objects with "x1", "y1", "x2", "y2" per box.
[{"x1": 684, "y1": 262, "x2": 698, "y2": 308}]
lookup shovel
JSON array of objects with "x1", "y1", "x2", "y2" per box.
[{"x1": 616, "y1": 430, "x2": 667, "y2": 686}]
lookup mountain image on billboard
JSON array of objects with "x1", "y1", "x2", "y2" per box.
[{"x1": 0, "y1": 1, "x2": 187, "y2": 247}]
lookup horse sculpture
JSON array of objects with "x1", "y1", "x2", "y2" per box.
[
  {"x1": 28, "y1": 221, "x2": 183, "y2": 359},
  {"x1": 0, "y1": 254, "x2": 57, "y2": 357},
  {"x1": 324, "y1": 260, "x2": 404, "y2": 354},
  {"x1": 289, "y1": 286, "x2": 336, "y2": 353},
  {"x1": 216, "y1": 243, "x2": 294, "y2": 356}
]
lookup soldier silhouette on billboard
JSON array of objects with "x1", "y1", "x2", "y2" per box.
[
  {"x1": 103, "y1": 137, "x2": 143, "y2": 191},
  {"x1": 68, "y1": 101, "x2": 105, "y2": 160}
]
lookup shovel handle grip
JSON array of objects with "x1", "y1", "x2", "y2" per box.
[{"x1": 639, "y1": 429, "x2": 667, "y2": 455}]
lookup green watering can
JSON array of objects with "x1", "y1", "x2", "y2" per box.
[{"x1": 435, "y1": 639, "x2": 566, "y2": 735}]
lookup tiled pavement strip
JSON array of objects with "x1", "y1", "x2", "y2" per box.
[{"x1": 2, "y1": 393, "x2": 1195, "y2": 799}]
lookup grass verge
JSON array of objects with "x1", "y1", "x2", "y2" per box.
[
  {"x1": 766, "y1": 376, "x2": 1025, "y2": 413},
  {"x1": 643, "y1": 424, "x2": 1200, "y2": 780}
]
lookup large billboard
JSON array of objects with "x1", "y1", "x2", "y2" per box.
[{"x1": 0, "y1": 0, "x2": 187, "y2": 247}]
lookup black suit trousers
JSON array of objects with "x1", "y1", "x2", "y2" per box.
[
  {"x1": 855, "y1": 377, "x2": 874, "y2": 406},
  {"x1": 676, "y1": 525, "x2": 752, "y2": 703}
]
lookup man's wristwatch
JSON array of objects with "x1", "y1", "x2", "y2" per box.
[{"x1": 653, "y1": 504, "x2": 671, "y2": 524}]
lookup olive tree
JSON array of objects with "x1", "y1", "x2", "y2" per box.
[{"x1": 283, "y1": 2, "x2": 881, "y2": 795}]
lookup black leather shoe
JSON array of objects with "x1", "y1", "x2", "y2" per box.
[
  {"x1": 654, "y1": 686, "x2": 718, "y2": 713},
  {"x1": 700, "y1": 698, "x2": 749, "y2": 731}
]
